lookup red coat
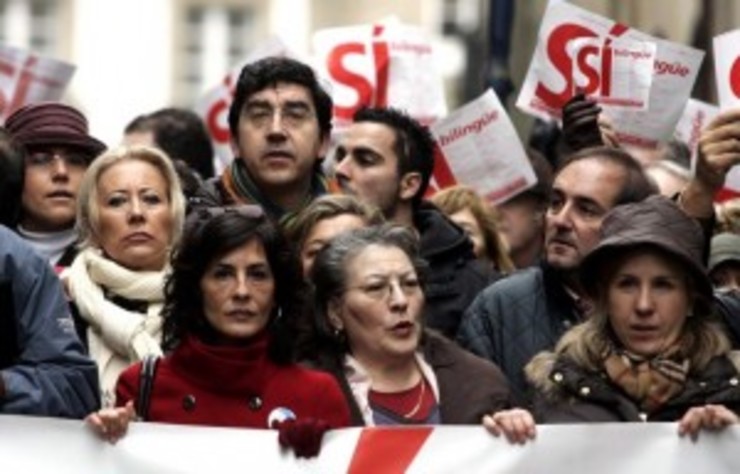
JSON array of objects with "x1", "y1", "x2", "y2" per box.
[{"x1": 116, "y1": 333, "x2": 351, "y2": 429}]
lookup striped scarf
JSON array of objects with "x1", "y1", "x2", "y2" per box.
[
  {"x1": 602, "y1": 344, "x2": 689, "y2": 413},
  {"x1": 223, "y1": 159, "x2": 331, "y2": 227}
]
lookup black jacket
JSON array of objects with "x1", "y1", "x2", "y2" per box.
[{"x1": 414, "y1": 202, "x2": 490, "y2": 339}]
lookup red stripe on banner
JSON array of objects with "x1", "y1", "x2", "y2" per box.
[
  {"x1": 716, "y1": 187, "x2": 740, "y2": 203},
  {"x1": 347, "y1": 427, "x2": 433, "y2": 474}
]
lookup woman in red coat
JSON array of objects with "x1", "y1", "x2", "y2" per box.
[{"x1": 87, "y1": 206, "x2": 351, "y2": 457}]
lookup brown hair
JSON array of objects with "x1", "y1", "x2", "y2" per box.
[{"x1": 431, "y1": 185, "x2": 514, "y2": 273}]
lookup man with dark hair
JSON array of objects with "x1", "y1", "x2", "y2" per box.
[
  {"x1": 0, "y1": 224, "x2": 99, "y2": 417},
  {"x1": 124, "y1": 107, "x2": 215, "y2": 180},
  {"x1": 334, "y1": 107, "x2": 488, "y2": 338},
  {"x1": 195, "y1": 56, "x2": 333, "y2": 223},
  {"x1": 457, "y1": 146, "x2": 660, "y2": 402}
]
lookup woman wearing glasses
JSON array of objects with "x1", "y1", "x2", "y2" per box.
[
  {"x1": 308, "y1": 224, "x2": 512, "y2": 426},
  {"x1": 87, "y1": 206, "x2": 351, "y2": 457}
]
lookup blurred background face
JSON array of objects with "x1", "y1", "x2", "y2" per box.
[
  {"x1": 21, "y1": 146, "x2": 88, "y2": 232},
  {"x1": 329, "y1": 244, "x2": 424, "y2": 365},
  {"x1": 710, "y1": 262, "x2": 740, "y2": 292},
  {"x1": 606, "y1": 249, "x2": 691, "y2": 357},
  {"x1": 95, "y1": 158, "x2": 173, "y2": 271},
  {"x1": 200, "y1": 238, "x2": 275, "y2": 344},
  {"x1": 448, "y1": 207, "x2": 485, "y2": 259},
  {"x1": 300, "y1": 213, "x2": 367, "y2": 277},
  {"x1": 496, "y1": 195, "x2": 543, "y2": 258}
]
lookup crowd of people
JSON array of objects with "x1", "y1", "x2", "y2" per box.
[{"x1": 1, "y1": 52, "x2": 740, "y2": 460}]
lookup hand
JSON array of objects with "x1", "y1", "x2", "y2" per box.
[
  {"x1": 273, "y1": 418, "x2": 331, "y2": 458},
  {"x1": 482, "y1": 408, "x2": 537, "y2": 445},
  {"x1": 561, "y1": 93, "x2": 605, "y2": 152},
  {"x1": 85, "y1": 400, "x2": 137, "y2": 444},
  {"x1": 678, "y1": 404, "x2": 739, "y2": 440},
  {"x1": 681, "y1": 108, "x2": 740, "y2": 218}
]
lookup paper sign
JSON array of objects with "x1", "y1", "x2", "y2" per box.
[
  {"x1": 570, "y1": 37, "x2": 655, "y2": 109},
  {"x1": 430, "y1": 89, "x2": 536, "y2": 204},
  {"x1": 517, "y1": 1, "x2": 704, "y2": 148},
  {"x1": 0, "y1": 44, "x2": 75, "y2": 122},
  {"x1": 313, "y1": 21, "x2": 447, "y2": 131},
  {"x1": 713, "y1": 29, "x2": 740, "y2": 110},
  {"x1": 194, "y1": 37, "x2": 298, "y2": 174},
  {"x1": 673, "y1": 98, "x2": 719, "y2": 162}
]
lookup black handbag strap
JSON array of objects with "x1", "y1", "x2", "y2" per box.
[{"x1": 135, "y1": 355, "x2": 160, "y2": 421}]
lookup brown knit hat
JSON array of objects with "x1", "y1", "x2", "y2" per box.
[
  {"x1": 580, "y1": 195, "x2": 712, "y2": 308},
  {"x1": 4, "y1": 102, "x2": 106, "y2": 160}
]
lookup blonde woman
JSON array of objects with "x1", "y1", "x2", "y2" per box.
[{"x1": 63, "y1": 145, "x2": 185, "y2": 407}]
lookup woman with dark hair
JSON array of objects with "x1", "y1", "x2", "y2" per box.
[
  {"x1": 488, "y1": 196, "x2": 740, "y2": 442},
  {"x1": 307, "y1": 224, "x2": 512, "y2": 426},
  {"x1": 87, "y1": 206, "x2": 351, "y2": 457}
]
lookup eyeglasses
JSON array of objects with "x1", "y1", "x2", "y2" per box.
[
  {"x1": 26, "y1": 150, "x2": 89, "y2": 168},
  {"x1": 346, "y1": 277, "x2": 422, "y2": 301},
  {"x1": 242, "y1": 103, "x2": 314, "y2": 130}
]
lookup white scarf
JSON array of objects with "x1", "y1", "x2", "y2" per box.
[{"x1": 63, "y1": 247, "x2": 167, "y2": 407}]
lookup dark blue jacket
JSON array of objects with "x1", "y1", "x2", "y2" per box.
[{"x1": 0, "y1": 225, "x2": 99, "y2": 417}]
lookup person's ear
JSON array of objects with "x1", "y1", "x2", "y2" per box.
[
  {"x1": 327, "y1": 299, "x2": 344, "y2": 331},
  {"x1": 398, "y1": 172, "x2": 422, "y2": 202}
]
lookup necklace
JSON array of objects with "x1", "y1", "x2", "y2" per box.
[{"x1": 403, "y1": 377, "x2": 426, "y2": 419}]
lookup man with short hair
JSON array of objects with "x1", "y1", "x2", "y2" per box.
[
  {"x1": 195, "y1": 57, "x2": 333, "y2": 223},
  {"x1": 334, "y1": 107, "x2": 488, "y2": 338},
  {"x1": 457, "y1": 147, "x2": 658, "y2": 401},
  {"x1": 4, "y1": 102, "x2": 106, "y2": 268}
]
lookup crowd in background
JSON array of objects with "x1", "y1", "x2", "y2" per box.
[{"x1": 1, "y1": 52, "x2": 740, "y2": 458}]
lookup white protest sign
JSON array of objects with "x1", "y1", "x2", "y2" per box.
[
  {"x1": 570, "y1": 36, "x2": 655, "y2": 109},
  {"x1": 517, "y1": 1, "x2": 704, "y2": 148},
  {"x1": 713, "y1": 29, "x2": 740, "y2": 110},
  {"x1": 673, "y1": 98, "x2": 719, "y2": 162},
  {"x1": 194, "y1": 37, "x2": 298, "y2": 174},
  {"x1": 430, "y1": 89, "x2": 536, "y2": 204},
  {"x1": 0, "y1": 44, "x2": 75, "y2": 122},
  {"x1": 313, "y1": 21, "x2": 447, "y2": 131}
]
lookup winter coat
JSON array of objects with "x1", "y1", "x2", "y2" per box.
[
  {"x1": 313, "y1": 330, "x2": 513, "y2": 426},
  {"x1": 415, "y1": 202, "x2": 490, "y2": 339},
  {"x1": 116, "y1": 333, "x2": 351, "y2": 429},
  {"x1": 457, "y1": 262, "x2": 584, "y2": 403},
  {"x1": 528, "y1": 353, "x2": 740, "y2": 423},
  {"x1": 0, "y1": 225, "x2": 99, "y2": 417}
]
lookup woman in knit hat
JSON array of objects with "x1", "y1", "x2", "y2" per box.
[
  {"x1": 485, "y1": 195, "x2": 740, "y2": 443},
  {"x1": 4, "y1": 102, "x2": 106, "y2": 269}
]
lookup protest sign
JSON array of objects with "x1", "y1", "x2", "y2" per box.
[
  {"x1": 430, "y1": 89, "x2": 536, "y2": 204},
  {"x1": 517, "y1": 1, "x2": 704, "y2": 148},
  {"x1": 673, "y1": 98, "x2": 719, "y2": 163},
  {"x1": 313, "y1": 21, "x2": 447, "y2": 131},
  {"x1": 713, "y1": 29, "x2": 740, "y2": 110},
  {"x1": 0, "y1": 44, "x2": 75, "y2": 121},
  {"x1": 569, "y1": 36, "x2": 655, "y2": 109}
]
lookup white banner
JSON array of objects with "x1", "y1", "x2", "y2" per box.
[
  {"x1": 2, "y1": 415, "x2": 740, "y2": 473},
  {"x1": 0, "y1": 44, "x2": 75, "y2": 122},
  {"x1": 430, "y1": 89, "x2": 536, "y2": 204},
  {"x1": 517, "y1": 2, "x2": 704, "y2": 148}
]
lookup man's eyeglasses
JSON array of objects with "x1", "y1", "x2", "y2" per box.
[{"x1": 26, "y1": 151, "x2": 89, "y2": 168}]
